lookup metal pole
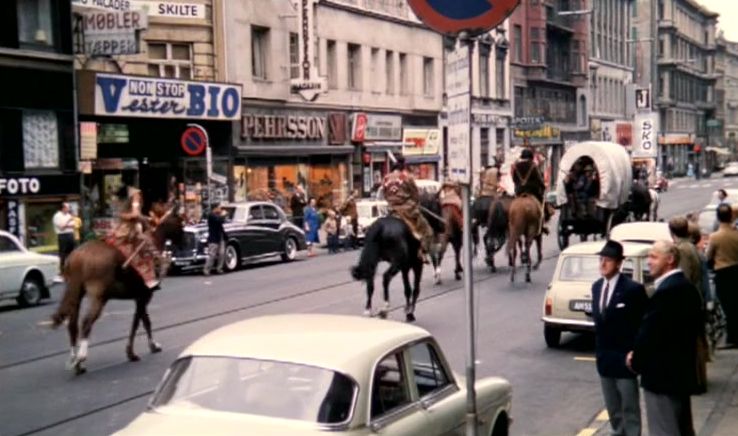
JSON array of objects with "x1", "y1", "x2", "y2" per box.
[{"x1": 70, "y1": 10, "x2": 85, "y2": 236}]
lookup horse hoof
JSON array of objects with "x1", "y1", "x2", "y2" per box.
[
  {"x1": 128, "y1": 353, "x2": 141, "y2": 362},
  {"x1": 406, "y1": 313, "x2": 416, "y2": 323},
  {"x1": 74, "y1": 363, "x2": 87, "y2": 375},
  {"x1": 149, "y1": 342, "x2": 163, "y2": 353}
]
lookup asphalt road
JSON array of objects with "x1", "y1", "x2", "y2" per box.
[{"x1": 0, "y1": 176, "x2": 733, "y2": 436}]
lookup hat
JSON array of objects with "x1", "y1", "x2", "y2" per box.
[{"x1": 598, "y1": 240, "x2": 625, "y2": 260}]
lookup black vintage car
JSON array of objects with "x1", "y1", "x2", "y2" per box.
[{"x1": 171, "y1": 202, "x2": 307, "y2": 273}]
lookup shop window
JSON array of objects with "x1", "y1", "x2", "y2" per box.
[
  {"x1": 26, "y1": 202, "x2": 62, "y2": 252},
  {"x1": 496, "y1": 128, "x2": 506, "y2": 156},
  {"x1": 423, "y1": 57, "x2": 434, "y2": 97},
  {"x1": 289, "y1": 32, "x2": 300, "y2": 79},
  {"x1": 252, "y1": 26, "x2": 270, "y2": 80},
  {"x1": 23, "y1": 110, "x2": 59, "y2": 169},
  {"x1": 348, "y1": 43, "x2": 362, "y2": 90},
  {"x1": 147, "y1": 42, "x2": 193, "y2": 79},
  {"x1": 16, "y1": 0, "x2": 55, "y2": 50}
]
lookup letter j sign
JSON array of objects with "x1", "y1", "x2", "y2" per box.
[{"x1": 408, "y1": 0, "x2": 521, "y2": 35}]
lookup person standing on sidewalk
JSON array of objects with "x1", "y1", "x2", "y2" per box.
[
  {"x1": 304, "y1": 198, "x2": 320, "y2": 257},
  {"x1": 628, "y1": 240, "x2": 704, "y2": 436},
  {"x1": 591, "y1": 240, "x2": 648, "y2": 436},
  {"x1": 707, "y1": 204, "x2": 738, "y2": 349},
  {"x1": 203, "y1": 204, "x2": 226, "y2": 275},
  {"x1": 53, "y1": 202, "x2": 76, "y2": 275},
  {"x1": 291, "y1": 185, "x2": 307, "y2": 229}
]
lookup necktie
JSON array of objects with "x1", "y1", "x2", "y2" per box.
[{"x1": 601, "y1": 281, "x2": 610, "y2": 316}]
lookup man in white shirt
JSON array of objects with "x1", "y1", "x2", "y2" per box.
[{"x1": 53, "y1": 202, "x2": 76, "y2": 274}]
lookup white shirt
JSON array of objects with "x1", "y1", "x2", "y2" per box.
[
  {"x1": 654, "y1": 268, "x2": 682, "y2": 291},
  {"x1": 600, "y1": 273, "x2": 620, "y2": 311},
  {"x1": 53, "y1": 211, "x2": 74, "y2": 235}
]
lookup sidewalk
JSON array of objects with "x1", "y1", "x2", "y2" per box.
[{"x1": 589, "y1": 348, "x2": 738, "y2": 436}]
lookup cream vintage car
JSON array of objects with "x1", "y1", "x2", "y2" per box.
[
  {"x1": 0, "y1": 230, "x2": 58, "y2": 307},
  {"x1": 116, "y1": 314, "x2": 512, "y2": 436},
  {"x1": 542, "y1": 241, "x2": 654, "y2": 348}
]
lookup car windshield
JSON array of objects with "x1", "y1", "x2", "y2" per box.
[
  {"x1": 558, "y1": 256, "x2": 601, "y2": 282},
  {"x1": 151, "y1": 356, "x2": 356, "y2": 424}
]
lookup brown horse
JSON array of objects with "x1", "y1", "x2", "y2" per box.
[
  {"x1": 508, "y1": 195, "x2": 544, "y2": 283},
  {"x1": 51, "y1": 206, "x2": 184, "y2": 375},
  {"x1": 437, "y1": 204, "x2": 463, "y2": 283}
]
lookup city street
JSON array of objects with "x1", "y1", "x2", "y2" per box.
[{"x1": 0, "y1": 178, "x2": 734, "y2": 436}]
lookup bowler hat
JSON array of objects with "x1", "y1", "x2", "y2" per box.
[{"x1": 598, "y1": 240, "x2": 625, "y2": 260}]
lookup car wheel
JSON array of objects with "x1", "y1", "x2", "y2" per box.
[
  {"x1": 281, "y1": 237, "x2": 298, "y2": 262},
  {"x1": 490, "y1": 413, "x2": 509, "y2": 436},
  {"x1": 17, "y1": 276, "x2": 43, "y2": 307},
  {"x1": 224, "y1": 244, "x2": 240, "y2": 272},
  {"x1": 544, "y1": 325, "x2": 562, "y2": 348}
]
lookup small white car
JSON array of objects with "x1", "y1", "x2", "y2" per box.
[
  {"x1": 116, "y1": 314, "x2": 513, "y2": 436},
  {"x1": 355, "y1": 199, "x2": 388, "y2": 241},
  {"x1": 723, "y1": 162, "x2": 738, "y2": 177},
  {"x1": 0, "y1": 230, "x2": 59, "y2": 306},
  {"x1": 609, "y1": 222, "x2": 672, "y2": 245},
  {"x1": 542, "y1": 241, "x2": 654, "y2": 348}
]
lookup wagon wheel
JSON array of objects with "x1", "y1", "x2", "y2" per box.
[{"x1": 557, "y1": 219, "x2": 570, "y2": 250}]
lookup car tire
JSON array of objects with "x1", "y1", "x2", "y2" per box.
[
  {"x1": 224, "y1": 244, "x2": 241, "y2": 273},
  {"x1": 17, "y1": 275, "x2": 43, "y2": 307},
  {"x1": 490, "y1": 413, "x2": 509, "y2": 436},
  {"x1": 281, "y1": 237, "x2": 298, "y2": 262},
  {"x1": 544, "y1": 325, "x2": 562, "y2": 348}
]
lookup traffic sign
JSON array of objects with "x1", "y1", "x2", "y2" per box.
[
  {"x1": 180, "y1": 125, "x2": 207, "y2": 156},
  {"x1": 408, "y1": 0, "x2": 520, "y2": 35},
  {"x1": 445, "y1": 41, "x2": 472, "y2": 184}
]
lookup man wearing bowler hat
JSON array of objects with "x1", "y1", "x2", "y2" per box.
[{"x1": 591, "y1": 240, "x2": 648, "y2": 436}]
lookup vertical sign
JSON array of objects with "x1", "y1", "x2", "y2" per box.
[
  {"x1": 635, "y1": 87, "x2": 651, "y2": 111},
  {"x1": 633, "y1": 112, "x2": 658, "y2": 158},
  {"x1": 291, "y1": 0, "x2": 326, "y2": 101},
  {"x1": 80, "y1": 122, "x2": 98, "y2": 160},
  {"x1": 6, "y1": 200, "x2": 20, "y2": 239},
  {"x1": 446, "y1": 41, "x2": 472, "y2": 184}
]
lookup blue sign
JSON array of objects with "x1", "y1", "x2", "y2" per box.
[
  {"x1": 408, "y1": 0, "x2": 520, "y2": 35},
  {"x1": 94, "y1": 73, "x2": 242, "y2": 121}
]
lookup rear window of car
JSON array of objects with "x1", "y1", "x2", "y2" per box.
[
  {"x1": 151, "y1": 356, "x2": 357, "y2": 424},
  {"x1": 558, "y1": 256, "x2": 601, "y2": 282}
]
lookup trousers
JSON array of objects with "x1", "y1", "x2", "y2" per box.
[
  {"x1": 600, "y1": 377, "x2": 641, "y2": 436},
  {"x1": 644, "y1": 390, "x2": 694, "y2": 436},
  {"x1": 204, "y1": 240, "x2": 225, "y2": 273}
]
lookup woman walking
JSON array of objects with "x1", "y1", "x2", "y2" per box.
[{"x1": 304, "y1": 198, "x2": 320, "y2": 257}]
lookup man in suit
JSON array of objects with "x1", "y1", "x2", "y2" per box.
[
  {"x1": 627, "y1": 240, "x2": 704, "y2": 436},
  {"x1": 591, "y1": 240, "x2": 648, "y2": 436}
]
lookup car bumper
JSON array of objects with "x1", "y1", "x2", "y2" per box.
[
  {"x1": 542, "y1": 316, "x2": 594, "y2": 332},
  {"x1": 170, "y1": 254, "x2": 208, "y2": 270}
]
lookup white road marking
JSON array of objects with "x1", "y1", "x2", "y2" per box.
[
  {"x1": 576, "y1": 429, "x2": 597, "y2": 436},
  {"x1": 36, "y1": 320, "x2": 54, "y2": 327},
  {"x1": 574, "y1": 356, "x2": 596, "y2": 362},
  {"x1": 687, "y1": 184, "x2": 699, "y2": 189},
  {"x1": 596, "y1": 409, "x2": 609, "y2": 421}
]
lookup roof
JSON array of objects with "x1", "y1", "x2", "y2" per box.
[
  {"x1": 561, "y1": 240, "x2": 653, "y2": 257},
  {"x1": 609, "y1": 222, "x2": 672, "y2": 244},
  {"x1": 181, "y1": 314, "x2": 430, "y2": 375}
]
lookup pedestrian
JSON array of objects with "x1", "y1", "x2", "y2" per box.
[
  {"x1": 706, "y1": 204, "x2": 738, "y2": 349},
  {"x1": 591, "y1": 240, "x2": 648, "y2": 436},
  {"x1": 71, "y1": 209, "x2": 83, "y2": 244},
  {"x1": 203, "y1": 204, "x2": 226, "y2": 275},
  {"x1": 323, "y1": 209, "x2": 338, "y2": 254},
  {"x1": 628, "y1": 240, "x2": 704, "y2": 436},
  {"x1": 53, "y1": 202, "x2": 76, "y2": 276},
  {"x1": 669, "y1": 217, "x2": 703, "y2": 289},
  {"x1": 304, "y1": 197, "x2": 320, "y2": 257},
  {"x1": 291, "y1": 185, "x2": 307, "y2": 228}
]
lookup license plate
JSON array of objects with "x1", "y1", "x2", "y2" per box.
[{"x1": 570, "y1": 300, "x2": 592, "y2": 312}]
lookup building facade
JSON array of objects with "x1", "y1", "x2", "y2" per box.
[
  {"x1": 220, "y1": 0, "x2": 444, "y2": 212},
  {"x1": 509, "y1": 0, "x2": 590, "y2": 188},
  {"x1": 715, "y1": 34, "x2": 738, "y2": 156},
  {"x1": 635, "y1": 0, "x2": 718, "y2": 176},
  {"x1": 0, "y1": 0, "x2": 78, "y2": 251}
]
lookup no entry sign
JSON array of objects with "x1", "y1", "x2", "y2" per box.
[
  {"x1": 180, "y1": 125, "x2": 208, "y2": 156},
  {"x1": 408, "y1": 0, "x2": 521, "y2": 35}
]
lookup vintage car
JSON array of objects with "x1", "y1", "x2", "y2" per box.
[
  {"x1": 0, "y1": 230, "x2": 58, "y2": 306},
  {"x1": 170, "y1": 202, "x2": 307, "y2": 273},
  {"x1": 723, "y1": 161, "x2": 738, "y2": 177},
  {"x1": 609, "y1": 222, "x2": 672, "y2": 245},
  {"x1": 115, "y1": 314, "x2": 513, "y2": 436},
  {"x1": 355, "y1": 199, "x2": 389, "y2": 241},
  {"x1": 542, "y1": 241, "x2": 654, "y2": 348}
]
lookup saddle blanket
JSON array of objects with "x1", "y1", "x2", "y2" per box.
[{"x1": 105, "y1": 235, "x2": 157, "y2": 285}]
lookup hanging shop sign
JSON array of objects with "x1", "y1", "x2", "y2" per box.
[
  {"x1": 351, "y1": 113, "x2": 402, "y2": 143},
  {"x1": 472, "y1": 113, "x2": 504, "y2": 126},
  {"x1": 242, "y1": 113, "x2": 326, "y2": 140},
  {"x1": 327, "y1": 113, "x2": 348, "y2": 145},
  {"x1": 659, "y1": 133, "x2": 693, "y2": 145},
  {"x1": 80, "y1": 9, "x2": 148, "y2": 56},
  {"x1": 513, "y1": 124, "x2": 560, "y2": 142},
  {"x1": 402, "y1": 129, "x2": 441, "y2": 156},
  {"x1": 290, "y1": 0, "x2": 326, "y2": 101},
  {"x1": 80, "y1": 122, "x2": 98, "y2": 160},
  {"x1": 131, "y1": 1, "x2": 205, "y2": 19},
  {"x1": 0, "y1": 175, "x2": 79, "y2": 197},
  {"x1": 94, "y1": 73, "x2": 242, "y2": 120},
  {"x1": 633, "y1": 112, "x2": 659, "y2": 158}
]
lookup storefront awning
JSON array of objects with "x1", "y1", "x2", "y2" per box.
[
  {"x1": 236, "y1": 145, "x2": 356, "y2": 156},
  {"x1": 405, "y1": 155, "x2": 441, "y2": 163}
]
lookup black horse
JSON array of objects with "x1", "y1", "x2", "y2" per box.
[
  {"x1": 472, "y1": 195, "x2": 513, "y2": 272},
  {"x1": 629, "y1": 182, "x2": 653, "y2": 221}
]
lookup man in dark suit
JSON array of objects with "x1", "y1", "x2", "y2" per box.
[
  {"x1": 591, "y1": 240, "x2": 648, "y2": 436},
  {"x1": 627, "y1": 240, "x2": 704, "y2": 436}
]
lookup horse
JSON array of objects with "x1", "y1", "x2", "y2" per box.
[
  {"x1": 418, "y1": 194, "x2": 446, "y2": 284},
  {"x1": 476, "y1": 195, "x2": 514, "y2": 273},
  {"x1": 629, "y1": 182, "x2": 653, "y2": 221},
  {"x1": 508, "y1": 194, "x2": 543, "y2": 283},
  {"x1": 51, "y1": 206, "x2": 184, "y2": 375},
  {"x1": 433, "y1": 198, "x2": 463, "y2": 283},
  {"x1": 350, "y1": 215, "x2": 425, "y2": 322}
]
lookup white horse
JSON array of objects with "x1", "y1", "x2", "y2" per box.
[{"x1": 648, "y1": 188, "x2": 660, "y2": 221}]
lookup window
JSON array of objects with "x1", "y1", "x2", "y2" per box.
[
  {"x1": 0, "y1": 236, "x2": 21, "y2": 253},
  {"x1": 251, "y1": 26, "x2": 270, "y2": 80},
  {"x1": 496, "y1": 49, "x2": 506, "y2": 99},
  {"x1": 479, "y1": 48, "x2": 490, "y2": 97},
  {"x1": 289, "y1": 32, "x2": 300, "y2": 79},
  {"x1": 327, "y1": 40, "x2": 337, "y2": 89},
  {"x1": 16, "y1": 0, "x2": 54, "y2": 49},
  {"x1": 480, "y1": 128, "x2": 490, "y2": 167},
  {"x1": 399, "y1": 53, "x2": 408, "y2": 95},
  {"x1": 248, "y1": 206, "x2": 264, "y2": 221},
  {"x1": 423, "y1": 57, "x2": 434, "y2": 96},
  {"x1": 371, "y1": 352, "x2": 411, "y2": 419},
  {"x1": 23, "y1": 110, "x2": 59, "y2": 169},
  {"x1": 371, "y1": 48, "x2": 380, "y2": 92},
  {"x1": 558, "y1": 256, "x2": 601, "y2": 282},
  {"x1": 409, "y1": 343, "x2": 451, "y2": 398},
  {"x1": 530, "y1": 28, "x2": 540, "y2": 64},
  {"x1": 348, "y1": 43, "x2": 361, "y2": 90},
  {"x1": 496, "y1": 128, "x2": 506, "y2": 156},
  {"x1": 147, "y1": 42, "x2": 193, "y2": 79},
  {"x1": 385, "y1": 50, "x2": 395, "y2": 94},
  {"x1": 513, "y1": 25, "x2": 523, "y2": 62}
]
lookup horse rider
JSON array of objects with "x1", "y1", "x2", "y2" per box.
[
  {"x1": 110, "y1": 187, "x2": 160, "y2": 290},
  {"x1": 440, "y1": 180, "x2": 463, "y2": 210},
  {"x1": 382, "y1": 156, "x2": 434, "y2": 263},
  {"x1": 478, "y1": 158, "x2": 503, "y2": 199},
  {"x1": 512, "y1": 148, "x2": 548, "y2": 234}
]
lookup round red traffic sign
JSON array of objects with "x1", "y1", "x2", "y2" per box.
[
  {"x1": 180, "y1": 126, "x2": 207, "y2": 156},
  {"x1": 408, "y1": 0, "x2": 521, "y2": 35}
]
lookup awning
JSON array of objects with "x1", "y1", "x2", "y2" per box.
[
  {"x1": 405, "y1": 155, "x2": 441, "y2": 163},
  {"x1": 235, "y1": 145, "x2": 356, "y2": 157}
]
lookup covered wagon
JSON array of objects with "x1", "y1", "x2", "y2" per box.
[{"x1": 554, "y1": 142, "x2": 632, "y2": 249}]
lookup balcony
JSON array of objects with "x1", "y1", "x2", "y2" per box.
[{"x1": 546, "y1": 6, "x2": 575, "y2": 33}]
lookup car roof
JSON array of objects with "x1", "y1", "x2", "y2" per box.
[
  {"x1": 609, "y1": 222, "x2": 672, "y2": 244},
  {"x1": 181, "y1": 314, "x2": 430, "y2": 375},
  {"x1": 223, "y1": 201, "x2": 276, "y2": 208},
  {"x1": 561, "y1": 240, "x2": 653, "y2": 257}
]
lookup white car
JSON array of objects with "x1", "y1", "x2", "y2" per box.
[
  {"x1": 355, "y1": 199, "x2": 388, "y2": 241},
  {"x1": 609, "y1": 222, "x2": 672, "y2": 245},
  {"x1": 723, "y1": 162, "x2": 738, "y2": 177},
  {"x1": 116, "y1": 314, "x2": 513, "y2": 436},
  {"x1": 0, "y1": 230, "x2": 59, "y2": 306}
]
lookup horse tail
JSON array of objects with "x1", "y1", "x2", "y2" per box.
[
  {"x1": 351, "y1": 221, "x2": 381, "y2": 281},
  {"x1": 51, "y1": 251, "x2": 84, "y2": 328}
]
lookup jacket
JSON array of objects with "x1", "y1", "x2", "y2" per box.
[
  {"x1": 512, "y1": 159, "x2": 545, "y2": 202},
  {"x1": 207, "y1": 211, "x2": 226, "y2": 244},
  {"x1": 632, "y1": 271, "x2": 704, "y2": 395},
  {"x1": 674, "y1": 237, "x2": 703, "y2": 291},
  {"x1": 591, "y1": 275, "x2": 648, "y2": 379}
]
